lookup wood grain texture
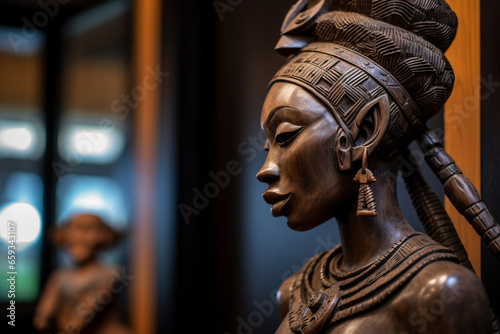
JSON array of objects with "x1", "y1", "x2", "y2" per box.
[
  {"x1": 132, "y1": 0, "x2": 161, "y2": 332},
  {"x1": 444, "y1": 0, "x2": 481, "y2": 276}
]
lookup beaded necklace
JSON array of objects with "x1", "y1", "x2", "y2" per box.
[{"x1": 288, "y1": 232, "x2": 458, "y2": 333}]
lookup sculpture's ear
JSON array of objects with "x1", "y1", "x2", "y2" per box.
[
  {"x1": 99, "y1": 223, "x2": 116, "y2": 249},
  {"x1": 336, "y1": 129, "x2": 353, "y2": 171},
  {"x1": 335, "y1": 94, "x2": 391, "y2": 170},
  {"x1": 99, "y1": 223, "x2": 126, "y2": 249}
]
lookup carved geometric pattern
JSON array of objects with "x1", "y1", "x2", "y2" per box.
[
  {"x1": 273, "y1": 50, "x2": 420, "y2": 156},
  {"x1": 274, "y1": 53, "x2": 382, "y2": 129},
  {"x1": 288, "y1": 233, "x2": 458, "y2": 333},
  {"x1": 326, "y1": 0, "x2": 458, "y2": 52},
  {"x1": 314, "y1": 11, "x2": 455, "y2": 122},
  {"x1": 389, "y1": 102, "x2": 405, "y2": 140}
]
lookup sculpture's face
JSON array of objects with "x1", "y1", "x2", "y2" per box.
[
  {"x1": 64, "y1": 216, "x2": 103, "y2": 264},
  {"x1": 257, "y1": 82, "x2": 356, "y2": 231}
]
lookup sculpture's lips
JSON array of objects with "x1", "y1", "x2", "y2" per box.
[
  {"x1": 263, "y1": 191, "x2": 291, "y2": 217},
  {"x1": 262, "y1": 191, "x2": 290, "y2": 204}
]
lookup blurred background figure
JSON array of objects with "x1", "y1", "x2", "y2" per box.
[
  {"x1": 0, "y1": 0, "x2": 137, "y2": 332},
  {"x1": 33, "y1": 213, "x2": 132, "y2": 334}
]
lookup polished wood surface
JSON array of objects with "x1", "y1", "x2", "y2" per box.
[
  {"x1": 132, "y1": 0, "x2": 161, "y2": 333},
  {"x1": 259, "y1": 0, "x2": 498, "y2": 332},
  {"x1": 444, "y1": 0, "x2": 482, "y2": 276}
]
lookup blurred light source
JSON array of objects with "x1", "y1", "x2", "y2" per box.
[
  {"x1": 59, "y1": 124, "x2": 126, "y2": 164},
  {"x1": 0, "y1": 121, "x2": 44, "y2": 159},
  {"x1": 70, "y1": 127, "x2": 112, "y2": 156},
  {"x1": 0, "y1": 127, "x2": 32, "y2": 150},
  {"x1": 73, "y1": 192, "x2": 107, "y2": 210},
  {"x1": 0, "y1": 203, "x2": 42, "y2": 250},
  {"x1": 57, "y1": 175, "x2": 128, "y2": 231}
]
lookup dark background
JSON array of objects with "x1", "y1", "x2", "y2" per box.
[{"x1": 481, "y1": 0, "x2": 500, "y2": 321}]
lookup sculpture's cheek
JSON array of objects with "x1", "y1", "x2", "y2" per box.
[{"x1": 278, "y1": 122, "x2": 355, "y2": 230}]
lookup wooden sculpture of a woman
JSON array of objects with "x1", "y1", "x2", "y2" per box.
[{"x1": 257, "y1": 0, "x2": 500, "y2": 333}]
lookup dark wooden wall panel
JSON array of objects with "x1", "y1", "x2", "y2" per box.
[{"x1": 481, "y1": 0, "x2": 500, "y2": 317}]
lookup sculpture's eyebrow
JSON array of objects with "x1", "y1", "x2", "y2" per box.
[
  {"x1": 262, "y1": 107, "x2": 283, "y2": 128},
  {"x1": 263, "y1": 106, "x2": 287, "y2": 130}
]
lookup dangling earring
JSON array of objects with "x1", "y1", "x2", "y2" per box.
[{"x1": 353, "y1": 148, "x2": 377, "y2": 216}]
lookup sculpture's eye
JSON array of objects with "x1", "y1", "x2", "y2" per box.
[{"x1": 274, "y1": 122, "x2": 303, "y2": 146}]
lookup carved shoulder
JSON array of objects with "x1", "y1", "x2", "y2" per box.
[
  {"x1": 397, "y1": 261, "x2": 491, "y2": 334},
  {"x1": 277, "y1": 274, "x2": 296, "y2": 320}
]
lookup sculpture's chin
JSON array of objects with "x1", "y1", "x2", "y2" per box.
[
  {"x1": 286, "y1": 221, "x2": 308, "y2": 232},
  {"x1": 285, "y1": 216, "x2": 325, "y2": 232}
]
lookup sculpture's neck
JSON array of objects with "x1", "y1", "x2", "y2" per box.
[{"x1": 336, "y1": 170, "x2": 414, "y2": 272}]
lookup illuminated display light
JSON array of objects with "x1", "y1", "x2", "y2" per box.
[
  {"x1": 0, "y1": 203, "x2": 42, "y2": 251},
  {"x1": 0, "y1": 127, "x2": 32, "y2": 150},
  {"x1": 0, "y1": 121, "x2": 44, "y2": 159},
  {"x1": 59, "y1": 124, "x2": 126, "y2": 164},
  {"x1": 57, "y1": 175, "x2": 129, "y2": 231}
]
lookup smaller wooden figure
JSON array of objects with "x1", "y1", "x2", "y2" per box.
[{"x1": 33, "y1": 214, "x2": 132, "y2": 334}]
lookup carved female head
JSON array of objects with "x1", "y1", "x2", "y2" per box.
[
  {"x1": 257, "y1": 1, "x2": 457, "y2": 231},
  {"x1": 52, "y1": 214, "x2": 120, "y2": 264}
]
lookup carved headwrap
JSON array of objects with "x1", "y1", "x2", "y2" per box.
[
  {"x1": 270, "y1": 0, "x2": 500, "y2": 292},
  {"x1": 269, "y1": 2, "x2": 500, "y2": 330},
  {"x1": 270, "y1": 0, "x2": 457, "y2": 155}
]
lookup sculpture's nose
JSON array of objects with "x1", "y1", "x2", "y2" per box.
[{"x1": 257, "y1": 158, "x2": 280, "y2": 184}]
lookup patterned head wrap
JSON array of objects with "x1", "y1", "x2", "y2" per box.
[{"x1": 271, "y1": 0, "x2": 458, "y2": 155}]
